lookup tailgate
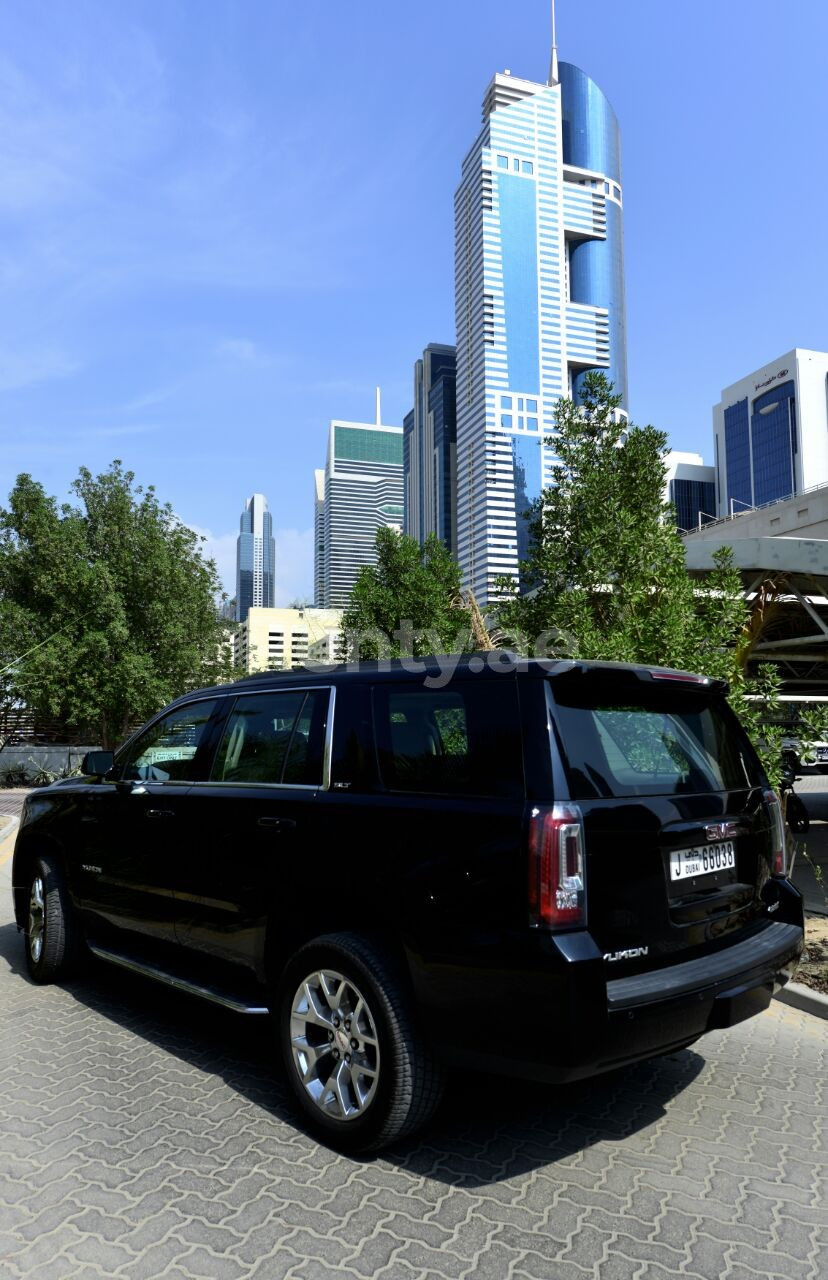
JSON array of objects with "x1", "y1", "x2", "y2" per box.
[{"x1": 548, "y1": 669, "x2": 777, "y2": 968}]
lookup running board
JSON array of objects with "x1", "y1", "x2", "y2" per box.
[{"x1": 87, "y1": 943, "x2": 270, "y2": 1015}]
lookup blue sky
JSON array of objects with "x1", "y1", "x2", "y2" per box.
[{"x1": 2, "y1": 0, "x2": 828, "y2": 601}]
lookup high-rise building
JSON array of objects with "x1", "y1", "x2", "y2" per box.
[
  {"x1": 314, "y1": 469, "x2": 326, "y2": 608},
  {"x1": 663, "y1": 451, "x2": 716, "y2": 532},
  {"x1": 454, "y1": 28, "x2": 627, "y2": 604},
  {"x1": 236, "y1": 493, "x2": 276, "y2": 623},
  {"x1": 314, "y1": 405, "x2": 404, "y2": 608},
  {"x1": 403, "y1": 344, "x2": 457, "y2": 554},
  {"x1": 712, "y1": 349, "x2": 828, "y2": 517}
]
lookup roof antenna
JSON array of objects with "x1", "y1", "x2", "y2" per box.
[
  {"x1": 548, "y1": 0, "x2": 559, "y2": 85},
  {"x1": 375, "y1": 386, "x2": 382, "y2": 425}
]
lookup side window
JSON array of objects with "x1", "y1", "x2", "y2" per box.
[
  {"x1": 374, "y1": 682, "x2": 523, "y2": 798},
  {"x1": 119, "y1": 700, "x2": 219, "y2": 783},
  {"x1": 211, "y1": 689, "x2": 329, "y2": 786}
]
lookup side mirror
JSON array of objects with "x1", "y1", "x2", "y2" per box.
[{"x1": 80, "y1": 750, "x2": 115, "y2": 777}]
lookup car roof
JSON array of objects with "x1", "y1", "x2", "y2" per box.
[{"x1": 167, "y1": 654, "x2": 728, "y2": 710}]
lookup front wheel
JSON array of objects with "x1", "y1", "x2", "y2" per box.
[
  {"x1": 24, "y1": 854, "x2": 79, "y2": 983},
  {"x1": 279, "y1": 933, "x2": 445, "y2": 1152}
]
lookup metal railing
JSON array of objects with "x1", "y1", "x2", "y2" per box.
[{"x1": 681, "y1": 479, "x2": 828, "y2": 537}]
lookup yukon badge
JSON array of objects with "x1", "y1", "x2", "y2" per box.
[{"x1": 604, "y1": 946, "x2": 649, "y2": 962}]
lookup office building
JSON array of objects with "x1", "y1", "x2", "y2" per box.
[
  {"x1": 236, "y1": 494, "x2": 276, "y2": 623},
  {"x1": 454, "y1": 29, "x2": 627, "y2": 604},
  {"x1": 664, "y1": 451, "x2": 716, "y2": 532},
  {"x1": 233, "y1": 606, "x2": 343, "y2": 674},
  {"x1": 712, "y1": 349, "x2": 828, "y2": 517},
  {"x1": 314, "y1": 404, "x2": 404, "y2": 607},
  {"x1": 403, "y1": 344, "x2": 458, "y2": 554}
]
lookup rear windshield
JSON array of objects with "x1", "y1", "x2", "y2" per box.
[{"x1": 551, "y1": 687, "x2": 762, "y2": 799}]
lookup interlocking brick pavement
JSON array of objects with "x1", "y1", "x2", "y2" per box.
[{"x1": 0, "y1": 840, "x2": 825, "y2": 1279}]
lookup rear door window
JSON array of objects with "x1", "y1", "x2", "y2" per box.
[
  {"x1": 552, "y1": 689, "x2": 760, "y2": 799},
  {"x1": 211, "y1": 689, "x2": 329, "y2": 786},
  {"x1": 373, "y1": 681, "x2": 523, "y2": 798}
]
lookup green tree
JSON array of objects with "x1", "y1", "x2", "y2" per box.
[
  {"x1": 340, "y1": 528, "x2": 473, "y2": 659},
  {"x1": 0, "y1": 462, "x2": 237, "y2": 748},
  {"x1": 495, "y1": 372, "x2": 818, "y2": 787}
]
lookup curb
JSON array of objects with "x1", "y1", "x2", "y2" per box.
[
  {"x1": 0, "y1": 814, "x2": 19, "y2": 843},
  {"x1": 774, "y1": 981, "x2": 828, "y2": 1021}
]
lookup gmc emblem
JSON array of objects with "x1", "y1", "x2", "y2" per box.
[{"x1": 705, "y1": 822, "x2": 739, "y2": 841}]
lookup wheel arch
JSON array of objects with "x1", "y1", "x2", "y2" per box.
[{"x1": 11, "y1": 832, "x2": 71, "y2": 929}]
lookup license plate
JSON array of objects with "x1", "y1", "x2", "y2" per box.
[{"x1": 670, "y1": 840, "x2": 735, "y2": 881}]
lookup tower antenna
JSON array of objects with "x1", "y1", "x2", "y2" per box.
[{"x1": 549, "y1": 0, "x2": 559, "y2": 85}]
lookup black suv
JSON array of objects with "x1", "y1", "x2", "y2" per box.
[{"x1": 11, "y1": 657, "x2": 804, "y2": 1151}]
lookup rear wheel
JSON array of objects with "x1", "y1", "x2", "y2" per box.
[
  {"x1": 279, "y1": 933, "x2": 444, "y2": 1152},
  {"x1": 24, "y1": 854, "x2": 79, "y2": 983}
]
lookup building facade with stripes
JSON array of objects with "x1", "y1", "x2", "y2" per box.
[
  {"x1": 235, "y1": 493, "x2": 276, "y2": 623},
  {"x1": 314, "y1": 418, "x2": 404, "y2": 608},
  {"x1": 454, "y1": 60, "x2": 628, "y2": 605}
]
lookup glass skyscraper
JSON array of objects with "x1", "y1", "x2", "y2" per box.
[
  {"x1": 454, "y1": 49, "x2": 627, "y2": 604},
  {"x1": 236, "y1": 493, "x2": 275, "y2": 623},
  {"x1": 403, "y1": 344, "x2": 457, "y2": 554},
  {"x1": 314, "y1": 417, "x2": 404, "y2": 608},
  {"x1": 713, "y1": 350, "x2": 828, "y2": 517}
]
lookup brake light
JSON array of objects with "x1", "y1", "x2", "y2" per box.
[
  {"x1": 528, "y1": 804, "x2": 586, "y2": 929},
  {"x1": 764, "y1": 789, "x2": 786, "y2": 875}
]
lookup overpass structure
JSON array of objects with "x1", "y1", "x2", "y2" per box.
[{"x1": 683, "y1": 498, "x2": 828, "y2": 694}]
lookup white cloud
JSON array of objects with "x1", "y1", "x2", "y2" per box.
[
  {"x1": 0, "y1": 346, "x2": 79, "y2": 392},
  {"x1": 187, "y1": 523, "x2": 315, "y2": 608},
  {"x1": 214, "y1": 337, "x2": 271, "y2": 367}
]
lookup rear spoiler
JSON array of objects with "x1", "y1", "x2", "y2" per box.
[{"x1": 545, "y1": 661, "x2": 729, "y2": 698}]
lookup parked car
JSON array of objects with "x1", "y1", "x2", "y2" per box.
[{"x1": 11, "y1": 657, "x2": 804, "y2": 1151}]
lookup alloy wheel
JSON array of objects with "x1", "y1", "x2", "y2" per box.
[
  {"x1": 289, "y1": 968, "x2": 380, "y2": 1121},
  {"x1": 28, "y1": 875, "x2": 45, "y2": 964}
]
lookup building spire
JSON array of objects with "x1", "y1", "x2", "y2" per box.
[
  {"x1": 548, "y1": 0, "x2": 559, "y2": 85},
  {"x1": 375, "y1": 386, "x2": 382, "y2": 425}
]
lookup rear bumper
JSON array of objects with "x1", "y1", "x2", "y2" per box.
[{"x1": 425, "y1": 880, "x2": 804, "y2": 1083}]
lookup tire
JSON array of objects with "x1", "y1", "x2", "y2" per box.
[
  {"x1": 787, "y1": 793, "x2": 809, "y2": 835},
  {"x1": 279, "y1": 933, "x2": 445, "y2": 1152},
  {"x1": 24, "y1": 854, "x2": 79, "y2": 984}
]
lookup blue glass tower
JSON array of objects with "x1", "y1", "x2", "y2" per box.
[
  {"x1": 236, "y1": 494, "x2": 275, "y2": 623},
  {"x1": 454, "y1": 34, "x2": 628, "y2": 604}
]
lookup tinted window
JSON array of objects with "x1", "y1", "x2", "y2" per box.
[
  {"x1": 374, "y1": 682, "x2": 523, "y2": 798},
  {"x1": 211, "y1": 689, "x2": 328, "y2": 786},
  {"x1": 552, "y1": 690, "x2": 759, "y2": 799},
  {"x1": 120, "y1": 700, "x2": 219, "y2": 782}
]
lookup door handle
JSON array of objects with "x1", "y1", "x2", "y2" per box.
[
  {"x1": 257, "y1": 817, "x2": 296, "y2": 832},
  {"x1": 147, "y1": 808, "x2": 175, "y2": 820}
]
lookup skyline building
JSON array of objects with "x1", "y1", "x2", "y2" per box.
[
  {"x1": 403, "y1": 344, "x2": 457, "y2": 554},
  {"x1": 663, "y1": 451, "x2": 716, "y2": 532},
  {"x1": 454, "y1": 23, "x2": 628, "y2": 603},
  {"x1": 236, "y1": 493, "x2": 275, "y2": 623},
  {"x1": 314, "y1": 401, "x2": 404, "y2": 608},
  {"x1": 712, "y1": 349, "x2": 828, "y2": 518}
]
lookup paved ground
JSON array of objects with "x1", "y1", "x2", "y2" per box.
[{"x1": 1, "y1": 808, "x2": 827, "y2": 1279}]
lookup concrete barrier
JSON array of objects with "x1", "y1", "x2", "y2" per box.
[{"x1": 0, "y1": 745, "x2": 100, "y2": 782}]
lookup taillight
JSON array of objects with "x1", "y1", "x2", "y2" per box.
[
  {"x1": 528, "y1": 803, "x2": 586, "y2": 929},
  {"x1": 764, "y1": 789, "x2": 786, "y2": 875}
]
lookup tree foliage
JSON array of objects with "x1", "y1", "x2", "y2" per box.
[
  {"x1": 495, "y1": 372, "x2": 820, "y2": 787},
  {"x1": 340, "y1": 528, "x2": 473, "y2": 659},
  {"x1": 0, "y1": 462, "x2": 237, "y2": 748}
]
